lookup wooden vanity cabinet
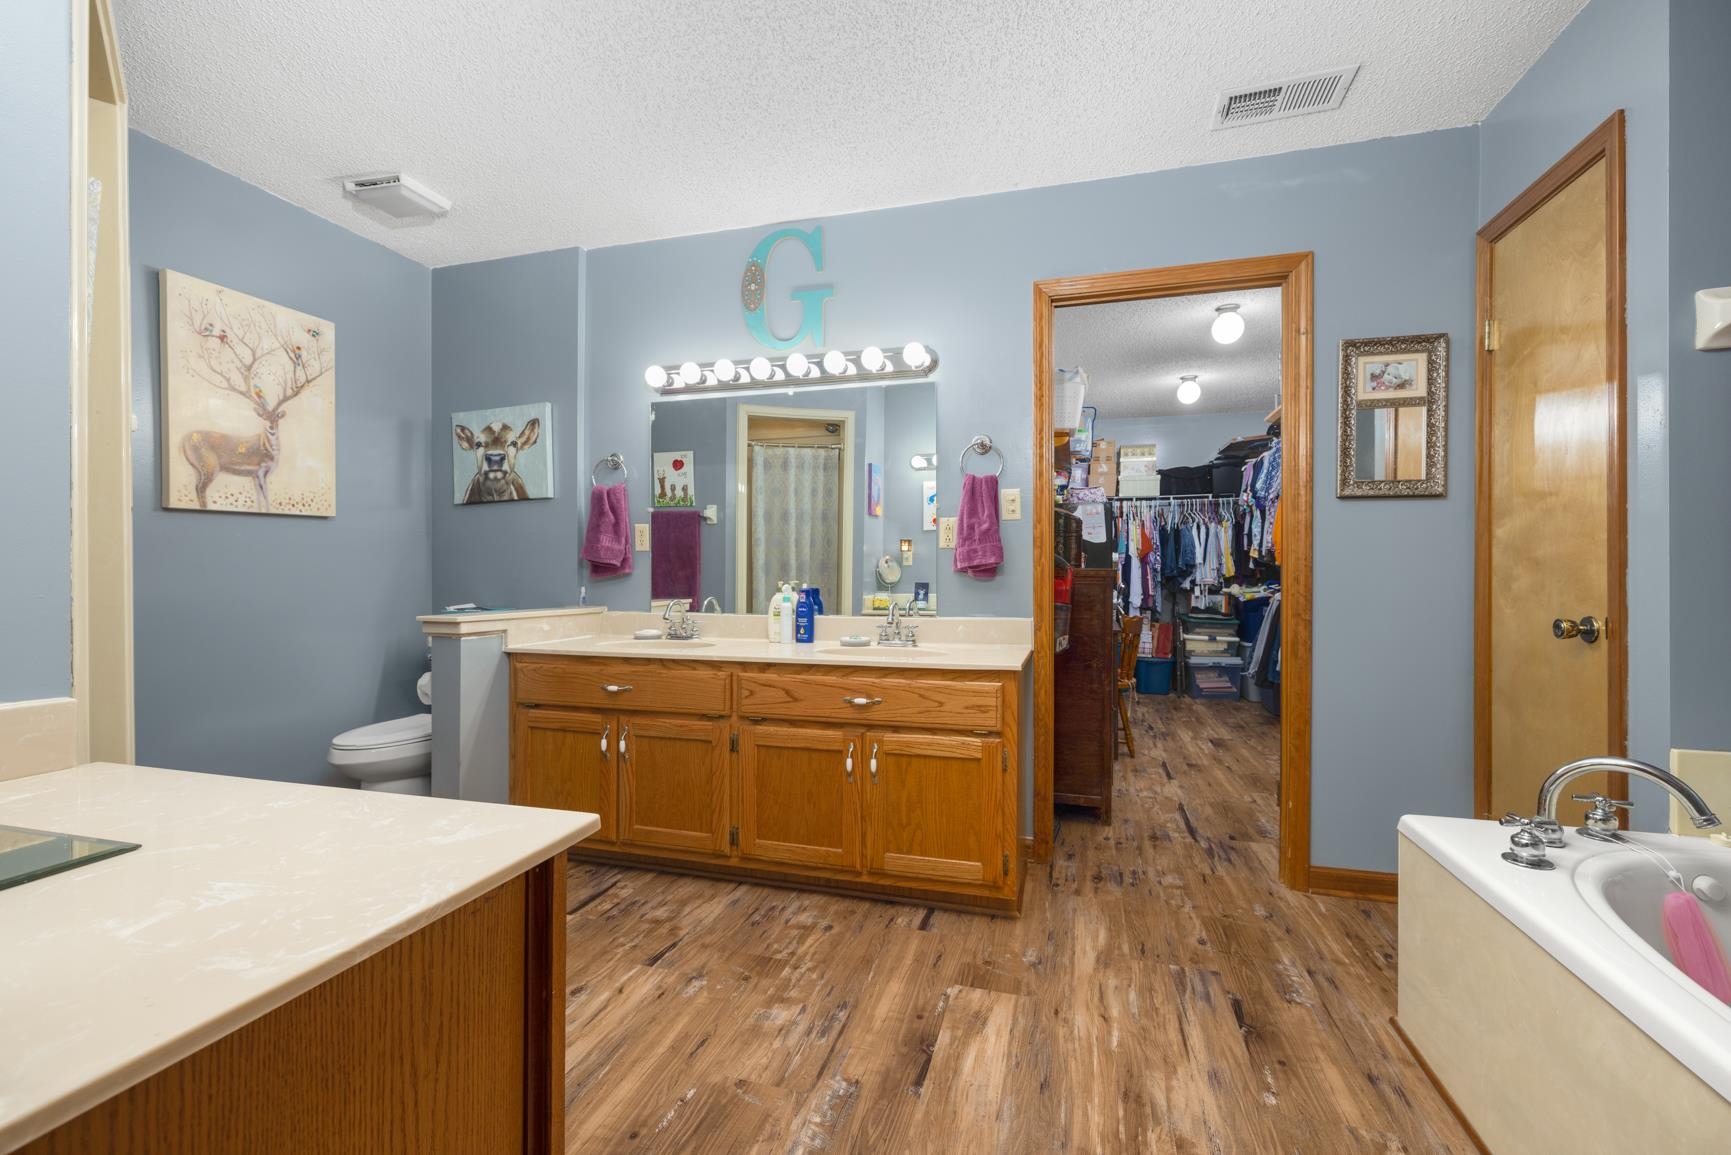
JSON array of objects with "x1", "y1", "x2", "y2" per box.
[{"x1": 510, "y1": 656, "x2": 1024, "y2": 913}]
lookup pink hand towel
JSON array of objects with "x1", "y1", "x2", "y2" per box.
[
  {"x1": 650, "y1": 508, "x2": 702, "y2": 603},
  {"x1": 582, "y1": 483, "x2": 633, "y2": 578},
  {"x1": 953, "y1": 473, "x2": 1003, "y2": 579},
  {"x1": 1662, "y1": 891, "x2": 1731, "y2": 1004}
]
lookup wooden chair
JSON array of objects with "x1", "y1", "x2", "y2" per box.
[{"x1": 1116, "y1": 615, "x2": 1144, "y2": 757}]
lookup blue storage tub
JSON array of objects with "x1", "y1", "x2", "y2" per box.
[{"x1": 1135, "y1": 657, "x2": 1174, "y2": 695}]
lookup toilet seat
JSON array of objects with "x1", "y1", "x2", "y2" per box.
[
  {"x1": 328, "y1": 714, "x2": 433, "y2": 793},
  {"x1": 330, "y1": 713, "x2": 432, "y2": 753}
]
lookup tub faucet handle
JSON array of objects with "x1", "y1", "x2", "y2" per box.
[
  {"x1": 1571, "y1": 792, "x2": 1631, "y2": 833},
  {"x1": 1501, "y1": 813, "x2": 1566, "y2": 848}
]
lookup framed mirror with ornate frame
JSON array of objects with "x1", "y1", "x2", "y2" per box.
[{"x1": 1337, "y1": 332, "x2": 1448, "y2": 498}]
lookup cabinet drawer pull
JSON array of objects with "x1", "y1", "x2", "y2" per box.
[
  {"x1": 842, "y1": 695, "x2": 884, "y2": 707},
  {"x1": 600, "y1": 724, "x2": 610, "y2": 756},
  {"x1": 602, "y1": 684, "x2": 634, "y2": 694},
  {"x1": 845, "y1": 741, "x2": 855, "y2": 783},
  {"x1": 619, "y1": 724, "x2": 628, "y2": 759},
  {"x1": 869, "y1": 742, "x2": 879, "y2": 784}
]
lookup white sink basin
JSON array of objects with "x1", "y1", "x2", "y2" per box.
[
  {"x1": 594, "y1": 638, "x2": 718, "y2": 651},
  {"x1": 817, "y1": 645, "x2": 948, "y2": 659}
]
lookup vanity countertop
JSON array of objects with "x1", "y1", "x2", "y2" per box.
[
  {"x1": 0, "y1": 763, "x2": 596, "y2": 1150},
  {"x1": 504, "y1": 611, "x2": 1033, "y2": 671}
]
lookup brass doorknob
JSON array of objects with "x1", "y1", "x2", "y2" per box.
[{"x1": 1552, "y1": 616, "x2": 1602, "y2": 644}]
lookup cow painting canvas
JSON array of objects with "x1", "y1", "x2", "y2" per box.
[
  {"x1": 160, "y1": 270, "x2": 336, "y2": 516},
  {"x1": 451, "y1": 403, "x2": 554, "y2": 504}
]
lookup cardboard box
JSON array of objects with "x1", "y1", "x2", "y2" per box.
[{"x1": 1088, "y1": 439, "x2": 1117, "y2": 495}]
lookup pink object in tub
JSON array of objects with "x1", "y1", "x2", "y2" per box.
[{"x1": 1663, "y1": 891, "x2": 1731, "y2": 1004}]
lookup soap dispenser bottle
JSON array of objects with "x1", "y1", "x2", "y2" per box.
[
  {"x1": 795, "y1": 587, "x2": 815, "y2": 643},
  {"x1": 777, "y1": 583, "x2": 797, "y2": 643},
  {"x1": 766, "y1": 585, "x2": 783, "y2": 640}
]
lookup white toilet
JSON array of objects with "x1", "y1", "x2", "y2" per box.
[{"x1": 328, "y1": 713, "x2": 433, "y2": 794}]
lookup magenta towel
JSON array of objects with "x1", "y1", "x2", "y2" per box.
[
  {"x1": 650, "y1": 508, "x2": 702, "y2": 604},
  {"x1": 952, "y1": 473, "x2": 1003, "y2": 579},
  {"x1": 1662, "y1": 891, "x2": 1731, "y2": 1004},
  {"x1": 582, "y1": 483, "x2": 633, "y2": 577}
]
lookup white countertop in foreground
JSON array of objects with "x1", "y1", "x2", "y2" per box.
[{"x1": 0, "y1": 763, "x2": 596, "y2": 1150}]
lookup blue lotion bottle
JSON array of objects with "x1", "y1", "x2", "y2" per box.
[{"x1": 794, "y1": 588, "x2": 815, "y2": 643}]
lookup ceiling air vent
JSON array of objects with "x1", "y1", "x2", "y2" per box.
[
  {"x1": 341, "y1": 173, "x2": 451, "y2": 219},
  {"x1": 1211, "y1": 66, "x2": 1359, "y2": 130}
]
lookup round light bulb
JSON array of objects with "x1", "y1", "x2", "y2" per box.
[
  {"x1": 786, "y1": 351, "x2": 810, "y2": 377},
  {"x1": 713, "y1": 358, "x2": 736, "y2": 383},
  {"x1": 860, "y1": 346, "x2": 886, "y2": 372},
  {"x1": 1211, "y1": 304, "x2": 1244, "y2": 345},
  {"x1": 1176, "y1": 375, "x2": 1201, "y2": 405},
  {"x1": 749, "y1": 356, "x2": 772, "y2": 381},
  {"x1": 902, "y1": 341, "x2": 930, "y2": 369},
  {"x1": 822, "y1": 349, "x2": 849, "y2": 375},
  {"x1": 678, "y1": 361, "x2": 702, "y2": 386},
  {"x1": 645, "y1": 364, "x2": 668, "y2": 390}
]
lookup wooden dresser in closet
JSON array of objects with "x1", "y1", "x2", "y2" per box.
[{"x1": 1053, "y1": 568, "x2": 1117, "y2": 817}]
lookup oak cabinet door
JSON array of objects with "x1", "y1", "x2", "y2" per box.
[
  {"x1": 511, "y1": 708, "x2": 617, "y2": 843},
  {"x1": 738, "y1": 724, "x2": 862, "y2": 871},
  {"x1": 620, "y1": 716, "x2": 730, "y2": 854},
  {"x1": 864, "y1": 732, "x2": 1004, "y2": 888}
]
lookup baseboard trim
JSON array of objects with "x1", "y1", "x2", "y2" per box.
[
  {"x1": 0, "y1": 697, "x2": 79, "y2": 782},
  {"x1": 1389, "y1": 1017, "x2": 1491, "y2": 1155},
  {"x1": 1308, "y1": 865, "x2": 1397, "y2": 903}
]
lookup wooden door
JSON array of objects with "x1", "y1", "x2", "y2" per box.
[
  {"x1": 864, "y1": 731, "x2": 1003, "y2": 888},
  {"x1": 1477, "y1": 114, "x2": 1626, "y2": 823},
  {"x1": 738, "y1": 724, "x2": 862, "y2": 870},
  {"x1": 619, "y1": 716, "x2": 730, "y2": 854},
  {"x1": 510, "y1": 707, "x2": 616, "y2": 843}
]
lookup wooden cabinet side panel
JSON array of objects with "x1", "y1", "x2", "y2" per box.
[
  {"x1": 1052, "y1": 569, "x2": 1115, "y2": 811},
  {"x1": 23, "y1": 872, "x2": 543, "y2": 1155}
]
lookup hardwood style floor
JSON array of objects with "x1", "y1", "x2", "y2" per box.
[{"x1": 561, "y1": 693, "x2": 1476, "y2": 1153}]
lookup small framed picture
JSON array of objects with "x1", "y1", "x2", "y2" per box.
[
  {"x1": 866, "y1": 463, "x2": 883, "y2": 517},
  {"x1": 653, "y1": 450, "x2": 694, "y2": 507},
  {"x1": 1355, "y1": 353, "x2": 1429, "y2": 407}
]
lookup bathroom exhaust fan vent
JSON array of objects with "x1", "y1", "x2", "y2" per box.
[
  {"x1": 1211, "y1": 66, "x2": 1359, "y2": 130},
  {"x1": 341, "y1": 173, "x2": 451, "y2": 219}
]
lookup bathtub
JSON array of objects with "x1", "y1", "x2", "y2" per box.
[{"x1": 1397, "y1": 815, "x2": 1731, "y2": 1153}]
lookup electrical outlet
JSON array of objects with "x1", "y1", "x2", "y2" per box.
[
  {"x1": 634, "y1": 523, "x2": 650, "y2": 551},
  {"x1": 938, "y1": 517, "x2": 958, "y2": 549},
  {"x1": 1000, "y1": 488, "x2": 1022, "y2": 520}
]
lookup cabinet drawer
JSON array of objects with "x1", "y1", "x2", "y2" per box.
[
  {"x1": 737, "y1": 672, "x2": 1001, "y2": 731},
  {"x1": 513, "y1": 657, "x2": 730, "y2": 716}
]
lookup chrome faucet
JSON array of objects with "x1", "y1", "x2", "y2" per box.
[
  {"x1": 700, "y1": 596, "x2": 722, "y2": 615},
  {"x1": 1537, "y1": 756, "x2": 1720, "y2": 831},
  {"x1": 1502, "y1": 756, "x2": 1721, "y2": 870},
  {"x1": 662, "y1": 598, "x2": 700, "y2": 640},
  {"x1": 877, "y1": 599, "x2": 919, "y2": 648}
]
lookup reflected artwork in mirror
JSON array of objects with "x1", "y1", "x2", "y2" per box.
[
  {"x1": 1337, "y1": 332, "x2": 1448, "y2": 497},
  {"x1": 649, "y1": 380, "x2": 938, "y2": 614}
]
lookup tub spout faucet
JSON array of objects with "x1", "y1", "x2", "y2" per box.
[{"x1": 1535, "y1": 756, "x2": 1721, "y2": 832}]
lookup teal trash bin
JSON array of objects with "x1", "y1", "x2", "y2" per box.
[{"x1": 1135, "y1": 657, "x2": 1174, "y2": 695}]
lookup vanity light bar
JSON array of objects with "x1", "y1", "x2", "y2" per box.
[{"x1": 644, "y1": 343, "x2": 938, "y2": 394}]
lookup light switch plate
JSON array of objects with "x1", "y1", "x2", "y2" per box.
[
  {"x1": 938, "y1": 517, "x2": 958, "y2": 549},
  {"x1": 1000, "y1": 488, "x2": 1022, "y2": 520},
  {"x1": 634, "y1": 523, "x2": 650, "y2": 551}
]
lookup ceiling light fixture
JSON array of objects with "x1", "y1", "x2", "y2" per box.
[
  {"x1": 644, "y1": 344, "x2": 940, "y2": 396},
  {"x1": 1211, "y1": 303, "x2": 1244, "y2": 345},
  {"x1": 1177, "y1": 374, "x2": 1202, "y2": 405}
]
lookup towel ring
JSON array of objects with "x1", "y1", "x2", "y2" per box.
[
  {"x1": 591, "y1": 453, "x2": 628, "y2": 486},
  {"x1": 959, "y1": 435, "x2": 1004, "y2": 478}
]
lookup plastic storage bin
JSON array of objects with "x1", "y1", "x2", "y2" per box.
[
  {"x1": 1135, "y1": 657, "x2": 1174, "y2": 695},
  {"x1": 1187, "y1": 663, "x2": 1243, "y2": 699}
]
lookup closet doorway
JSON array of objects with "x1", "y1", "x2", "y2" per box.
[{"x1": 1032, "y1": 254, "x2": 1316, "y2": 893}]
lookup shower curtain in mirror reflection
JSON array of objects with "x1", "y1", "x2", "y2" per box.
[{"x1": 750, "y1": 445, "x2": 841, "y2": 611}]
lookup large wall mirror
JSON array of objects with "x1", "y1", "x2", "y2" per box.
[
  {"x1": 649, "y1": 381, "x2": 938, "y2": 614},
  {"x1": 1337, "y1": 332, "x2": 1448, "y2": 498}
]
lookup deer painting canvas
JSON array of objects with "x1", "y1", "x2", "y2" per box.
[
  {"x1": 451, "y1": 403, "x2": 553, "y2": 504},
  {"x1": 160, "y1": 271, "x2": 335, "y2": 516}
]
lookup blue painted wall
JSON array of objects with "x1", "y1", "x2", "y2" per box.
[
  {"x1": 430, "y1": 249, "x2": 586, "y2": 611},
  {"x1": 0, "y1": 2, "x2": 72, "y2": 700},
  {"x1": 1667, "y1": 0, "x2": 1731, "y2": 751},
  {"x1": 1478, "y1": 0, "x2": 1673, "y2": 825},
  {"x1": 1094, "y1": 410, "x2": 1274, "y2": 477},
  {"x1": 572, "y1": 128, "x2": 1483, "y2": 872},
  {"x1": 129, "y1": 133, "x2": 433, "y2": 786}
]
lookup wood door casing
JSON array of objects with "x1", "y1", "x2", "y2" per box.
[
  {"x1": 620, "y1": 716, "x2": 731, "y2": 854},
  {"x1": 865, "y1": 731, "x2": 1002, "y2": 887},
  {"x1": 511, "y1": 708, "x2": 616, "y2": 842},
  {"x1": 1476, "y1": 113, "x2": 1627, "y2": 824},
  {"x1": 738, "y1": 724, "x2": 862, "y2": 870}
]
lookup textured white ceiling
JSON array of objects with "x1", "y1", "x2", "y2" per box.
[
  {"x1": 115, "y1": 0, "x2": 1587, "y2": 267},
  {"x1": 1054, "y1": 288, "x2": 1283, "y2": 419}
]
